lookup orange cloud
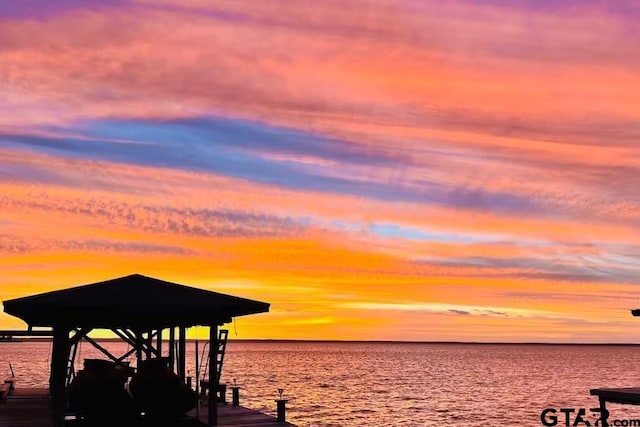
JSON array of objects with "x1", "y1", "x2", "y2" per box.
[{"x1": 1, "y1": 0, "x2": 640, "y2": 342}]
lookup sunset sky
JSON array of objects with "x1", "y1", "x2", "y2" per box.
[{"x1": 1, "y1": 0, "x2": 640, "y2": 342}]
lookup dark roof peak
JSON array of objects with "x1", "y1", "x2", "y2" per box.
[{"x1": 3, "y1": 274, "x2": 270, "y2": 329}]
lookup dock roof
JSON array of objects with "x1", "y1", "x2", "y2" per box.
[{"x1": 3, "y1": 274, "x2": 269, "y2": 329}]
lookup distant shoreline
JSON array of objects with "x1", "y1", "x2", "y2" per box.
[{"x1": 8, "y1": 338, "x2": 640, "y2": 345}]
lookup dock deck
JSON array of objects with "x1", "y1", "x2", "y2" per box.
[
  {"x1": 589, "y1": 387, "x2": 640, "y2": 427},
  {"x1": 0, "y1": 389, "x2": 296, "y2": 427}
]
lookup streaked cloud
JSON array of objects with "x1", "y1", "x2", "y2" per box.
[
  {"x1": 0, "y1": 235, "x2": 193, "y2": 255},
  {"x1": 0, "y1": 0, "x2": 639, "y2": 341},
  {"x1": 338, "y1": 301, "x2": 568, "y2": 319}
]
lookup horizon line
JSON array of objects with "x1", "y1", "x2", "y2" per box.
[{"x1": 9, "y1": 337, "x2": 640, "y2": 345}]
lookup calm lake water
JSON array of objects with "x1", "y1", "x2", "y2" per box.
[{"x1": 2, "y1": 341, "x2": 640, "y2": 426}]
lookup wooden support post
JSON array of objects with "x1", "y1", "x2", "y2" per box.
[
  {"x1": 144, "y1": 330, "x2": 151, "y2": 359},
  {"x1": 195, "y1": 338, "x2": 200, "y2": 397},
  {"x1": 156, "y1": 328, "x2": 162, "y2": 356},
  {"x1": 208, "y1": 324, "x2": 218, "y2": 427},
  {"x1": 599, "y1": 397, "x2": 609, "y2": 427},
  {"x1": 231, "y1": 386, "x2": 240, "y2": 407},
  {"x1": 169, "y1": 327, "x2": 176, "y2": 373},
  {"x1": 135, "y1": 330, "x2": 143, "y2": 368},
  {"x1": 179, "y1": 326, "x2": 186, "y2": 381},
  {"x1": 50, "y1": 327, "x2": 69, "y2": 427}
]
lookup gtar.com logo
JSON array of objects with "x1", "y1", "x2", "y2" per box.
[{"x1": 540, "y1": 408, "x2": 608, "y2": 427}]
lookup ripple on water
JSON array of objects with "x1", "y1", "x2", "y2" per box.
[{"x1": 2, "y1": 342, "x2": 640, "y2": 426}]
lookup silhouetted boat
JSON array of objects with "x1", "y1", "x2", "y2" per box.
[{"x1": 130, "y1": 357, "x2": 198, "y2": 419}]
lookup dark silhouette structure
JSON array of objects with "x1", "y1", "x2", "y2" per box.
[
  {"x1": 2, "y1": 273, "x2": 270, "y2": 427},
  {"x1": 588, "y1": 309, "x2": 640, "y2": 427}
]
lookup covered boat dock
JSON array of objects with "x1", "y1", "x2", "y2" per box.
[{"x1": 2, "y1": 274, "x2": 292, "y2": 427}]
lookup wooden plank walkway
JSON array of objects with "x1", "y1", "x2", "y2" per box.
[
  {"x1": 0, "y1": 389, "x2": 51, "y2": 427},
  {"x1": 0, "y1": 390, "x2": 296, "y2": 427},
  {"x1": 189, "y1": 406, "x2": 296, "y2": 426}
]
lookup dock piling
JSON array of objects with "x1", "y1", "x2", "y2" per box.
[
  {"x1": 231, "y1": 386, "x2": 240, "y2": 406},
  {"x1": 276, "y1": 389, "x2": 288, "y2": 423},
  {"x1": 276, "y1": 398, "x2": 289, "y2": 422}
]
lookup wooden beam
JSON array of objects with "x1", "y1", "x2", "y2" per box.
[
  {"x1": 112, "y1": 329, "x2": 137, "y2": 348},
  {"x1": 208, "y1": 324, "x2": 218, "y2": 427},
  {"x1": 114, "y1": 328, "x2": 155, "y2": 364},
  {"x1": 120, "y1": 328, "x2": 138, "y2": 343},
  {"x1": 69, "y1": 328, "x2": 91, "y2": 346},
  {"x1": 145, "y1": 330, "x2": 160, "y2": 357},
  {"x1": 50, "y1": 327, "x2": 69, "y2": 427},
  {"x1": 117, "y1": 346, "x2": 138, "y2": 362},
  {"x1": 82, "y1": 336, "x2": 121, "y2": 363},
  {"x1": 0, "y1": 329, "x2": 54, "y2": 337}
]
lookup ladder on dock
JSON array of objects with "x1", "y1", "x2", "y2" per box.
[
  {"x1": 65, "y1": 340, "x2": 80, "y2": 386},
  {"x1": 199, "y1": 329, "x2": 229, "y2": 404},
  {"x1": 214, "y1": 329, "x2": 229, "y2": 383},
  {"x1": 202, "y1": 329, "x2": 228, "y2": 383}
]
